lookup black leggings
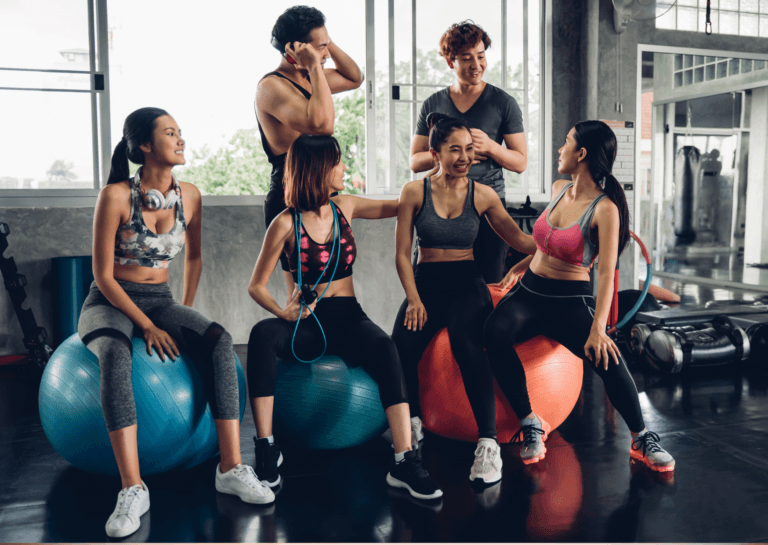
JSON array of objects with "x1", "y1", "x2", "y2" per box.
[
  {"x1": 483, "y1": 269, "x2": 645, "y2": 433},
  {"x1": 247, "y1": 297, "x2": 408, "y2": 409},
  {"x1": 264, "y1": 173, "x2": 291, "y2": 272},
  {"x1": 473, "y1": 197, "x2": 508, "y2": 284},
  {"x1": 392, "y1": 261, "x2": 497, "y2": 439}
]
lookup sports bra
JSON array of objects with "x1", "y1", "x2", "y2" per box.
[
  {"x1": 114, "y1": 170, "x2": 187, "y2": 269},
  {"x1": 532, "y1": 182, "x2": 607, "y2": 268},
  {"x1": 414, "y1": 176, "x2": 481, "y2": 250},
  {"x1": 288, "y1": 202, "x2": 356, "y2": 285}
]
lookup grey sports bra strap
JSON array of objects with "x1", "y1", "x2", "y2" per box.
[{"x1": 547, "y1": 181, "x2": 572, "y2": 210}]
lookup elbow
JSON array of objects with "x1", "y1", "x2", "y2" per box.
[
  {"x1": 310, "y1": 119, "x2": 335, "y2": 135},
  {"x1": 353, "y1": 72, "x2": 364, "y2": 89}
]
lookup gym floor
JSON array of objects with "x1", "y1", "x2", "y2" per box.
[{"x1": 1, "y1": 279, "x2": 768, "y2": 543}]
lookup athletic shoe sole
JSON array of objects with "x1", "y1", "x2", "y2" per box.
[
  {"x1": 520, "y1": 418, "x2": 552, "y2": 465},
  {"x1": 215, "y1": 478, "x2": 276, "y2": 505},
  {"x1": 469, "y1": 469, "x2": 502, "y2": 484},
  {"x1": 385, "y1": 472, "x2": 443, "y2": 500},
  {"x1": 105, "y1": 499, "x2": 150, "y2": 538},
  {"x1": 629, "y1": 447, "x2": 675, "y2": 472}
]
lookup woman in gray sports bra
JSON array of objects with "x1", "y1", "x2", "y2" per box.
[
  {"x1": 393, "y1": 113, "x2": 537, "y2": 486},
  {"x1": 79, "y1": 108, "x2": 273, "y2": 539}
]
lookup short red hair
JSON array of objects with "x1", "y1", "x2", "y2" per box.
[{"x1": 439, "y1": 21, "x2": 491, "y2": 61}]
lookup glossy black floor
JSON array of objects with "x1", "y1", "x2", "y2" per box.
[{"x1": 2, "y1": 281, "x2": 768, "y2": 542}]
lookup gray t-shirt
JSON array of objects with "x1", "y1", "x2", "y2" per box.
[{"x1": 415, "y1": 83, "x2": 524, "y2": 198}]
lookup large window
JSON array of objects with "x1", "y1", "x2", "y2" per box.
[
  {"x1": 657, "y1": 0, "x2": 768, "y2": 37},
  {"x1": 2, "y1": 0, "x2": 547, "y2": 200},
  {"x1": 0, "y1": 0, "x2": 110, "y2": 190}
]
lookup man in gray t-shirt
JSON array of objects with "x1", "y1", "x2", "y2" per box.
[
  {"x1": 414, "y1": 84, "x2": 524, "y2": 200},
  {"x1": 410, "y1": 22, "x2": 527, "y2": 283}
]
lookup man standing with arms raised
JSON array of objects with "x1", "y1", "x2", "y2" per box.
[
  {"x1": 253, "y1": 4, "x2": 363, "y2": 486},
  {"x1": 256, "y1": 6, "x2": 363, "y2": 294}
]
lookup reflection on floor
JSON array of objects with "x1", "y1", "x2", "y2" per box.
[{"x1": 2, "y1": 281, "x2": 768, "y2": 542}]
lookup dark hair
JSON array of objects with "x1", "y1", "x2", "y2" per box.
[
  {"x1": 107, "y1": 107, "x2": 169, "y2": 185},
  {"x1": 427, "y1": 113, "x2": 471, "y2": 152},
  {"x1": 271, "y1": 6, "x2": 326, "y2": 55},
  {"x1": 572, "y1": 120, "x2": 630, "y2": 256},
  {"x1": 439, "y1": 21, "x2": 491, "y2": 61},
  {"x1": 284, "y1": 134, "x2": 341, "y2": 212}
]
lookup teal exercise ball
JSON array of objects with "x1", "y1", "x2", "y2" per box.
[
  {"x1": 273, "y1": 355, "x2": 388, "y2": 450},
  {"x1": 38, "y1": 333, "x2": 246, "y2": 476}
]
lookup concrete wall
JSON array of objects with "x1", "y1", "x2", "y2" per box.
[{"x1": 0, "y1": 205, "x2": 404, "y2": 356}]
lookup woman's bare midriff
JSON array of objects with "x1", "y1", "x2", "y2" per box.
[
  {"x1": 529, "y1": 251, "x2": 591, "y2": 282},
  {"x1": 299, "y1": 275, "x2": 356, "y2": 299},
  {"x1": 114, "y1": 263, "x2": 170, "y2": 284},
  {"x1": 417, "y1": 247, "x2": 474, "y2": 264}
]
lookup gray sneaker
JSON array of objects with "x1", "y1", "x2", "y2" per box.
[
  {"x1": 511, "y1": 414, "x2": 551, "y2": 465},
  {"x1": 630, "y1": 431, "x2": 675, "y2": 472}
]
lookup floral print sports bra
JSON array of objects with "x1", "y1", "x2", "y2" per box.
[{"x1": 114, "y1": 170, "x2": 187, "y2": 269}]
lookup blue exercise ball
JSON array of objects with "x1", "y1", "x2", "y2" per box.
[
  {"x1": 38, "y1": 333, "x2": 246, "y2": 476},
  {"x1": 273, "y1": 355, "x2": 388, "y2": 450}
]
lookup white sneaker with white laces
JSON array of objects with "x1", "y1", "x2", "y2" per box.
[
  {"x1": 215, "y1": 463, "x2": 276, "y2": 504},
  {"x1": 469, "y1": 438, "x2": 502, "y2": 484},
  {"x1": 105, "y1": 481, "x2": 150, "y2": 538},
  {"x1": 382, "y1": 416, "x2": 425, "y2": 450}
]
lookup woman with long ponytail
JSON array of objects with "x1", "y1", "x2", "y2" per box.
[
  {"x1": 483, "y1": 120, "x2": 676, "y2": 475},
  {"x1": 80, "y1": 107, "x2": 274, "y2": 539}
]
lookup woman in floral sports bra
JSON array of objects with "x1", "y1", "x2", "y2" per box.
[
  {"x1": 483, "y1": 120, "x2": 676, "y2": 473},
  {"x1": 246, "y1": 134, "x2": 442, "y2": 501},
  {"x1": 79, "y1": 107, "x2": 274, "y2": 540}
]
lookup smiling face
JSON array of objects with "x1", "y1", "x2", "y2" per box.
[
  {"x1": 306, "y1": 25, "x2": 331, "y2": 65},
  {"x1": 453, "y1": 41, "x2": 487, "y2": 86},
  {"x1": 140, "y1": 115, "x2": 185, "y2": 167},
  {"x1": 432, "y1": 128, "x2": 474, "y2": 177},
  {"x1": 557, "y1": 127, "x2": 585, "y2": 175}
]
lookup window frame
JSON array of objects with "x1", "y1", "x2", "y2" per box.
[{"x1": 2, "y1": 0, "x2": 552, "y2": 207}]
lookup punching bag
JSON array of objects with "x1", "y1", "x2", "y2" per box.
[
  {"x1": 696, "y1": 149, "x2": 722, "y2": 242},
  {"x1": 673, "y1": 145, "x2": 700, "y2": 243}
]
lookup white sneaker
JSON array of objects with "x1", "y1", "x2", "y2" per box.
[
  {"x1": 382, "y1": 416, "x2": 425, "y2": 450},
  {"x1": 105, "y1": 481, "x2": 150, "y2": 538},
  {"x1": 215, "y1": 463, "x2": 275, "y2": 505},
  {"x1": 469, "y1": 438, "x2": 502, "y2": 484}
]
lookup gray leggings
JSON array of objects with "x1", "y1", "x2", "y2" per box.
[{"x1": 78, "y1": 280, "x2": 240, "y2": 432}]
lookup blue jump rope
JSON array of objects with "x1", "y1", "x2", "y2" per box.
[{"x1": 291, "y1": 202, "x2": 342, "y2": 363}]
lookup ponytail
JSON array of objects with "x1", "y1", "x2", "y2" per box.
[
  {"x1": 107, "y1": 138, "x2": 130, "y2": 185},
  {"x1": 106, "y1": 107, "x2": 170, "y2": 185},
  {"x1": 573, "y1": 120, "x2": 631, "y2": 257},
  {"x1": 602, "y1": 174, "x2": 630, "y2": 256}
]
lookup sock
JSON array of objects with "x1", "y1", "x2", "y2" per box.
[
  {"x1": 394, "y1": 451, "x2": 406, "y2": 463},
  {"x1": 258, "y1": 434, "x2": 275, "y2": 444},
  {"x1": 478, "y1": 436, "x2": 498, "y2": 446},
  {"x1": 410, "y1": 416, "x2": 421, "y2": 425}
]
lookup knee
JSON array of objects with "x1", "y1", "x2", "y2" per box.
[
  {"x1": 249, "y1": 320, "x2": 276, "y2": 347},
  {"x1": 483, "y1": 313, "x2": 507, "y2": 350}
]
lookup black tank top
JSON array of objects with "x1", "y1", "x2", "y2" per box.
[{"x1": 256, "y1": 71, "x2": 312, "y2": 189}]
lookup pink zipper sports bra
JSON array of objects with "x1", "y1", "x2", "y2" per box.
[{"x1": 532, "y1": 182, "x2": 607, "y2": 268}]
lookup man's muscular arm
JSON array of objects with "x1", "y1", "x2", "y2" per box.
[{"x1": 323, "y1": 40, "x2": 364, "y2": 93}]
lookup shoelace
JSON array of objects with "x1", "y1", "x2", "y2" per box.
[
  {"x1": 473, "y1": 445, "x2": 496, "y2": 471},
  {"x1": 511, "y1": 424, "x2": 546, "y2": 448},
  {"x1": 400, "y1": 457, "x2": 429, "y2": 479},
  {"x1": 632, "y1": 431, "x2": 664, "y2": 455},
  {"x1": 114, "y1": 487, "x2": 142, "y2": 517},
  {"x1": 234, "y1": 465, "x2": 262, "y2": 489}
]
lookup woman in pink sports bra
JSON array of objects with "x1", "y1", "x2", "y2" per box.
[{"x1": 483, "y1": 120, "x2": 676, "y2": 474}]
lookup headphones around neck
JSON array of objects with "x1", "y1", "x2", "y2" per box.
[{"x1": 134, "y1": 168, "x2": 180, "y2": 211}]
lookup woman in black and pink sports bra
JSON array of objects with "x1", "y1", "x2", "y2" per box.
[
  {"x1": 483, "y1": 121, "x2": 676, "y2": 474},
  {"x1": 246, "y1": 134, "x2": 442, "y2": 501}
]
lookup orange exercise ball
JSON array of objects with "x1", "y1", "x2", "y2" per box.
[{"x1": 418, "y1": 284, "x2": 583, "y2": 443}]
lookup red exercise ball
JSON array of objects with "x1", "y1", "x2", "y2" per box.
[{"x1": 418, "y1": 284, "x2": 583, "y2": 443}]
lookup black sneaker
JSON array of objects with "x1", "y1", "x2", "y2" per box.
[
  {"x1": 386, "y1": 451, "x2": 443, "y2": 500},
  {"x1": 254, "y1": 437, "x2": 283, "y2": 487}
]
